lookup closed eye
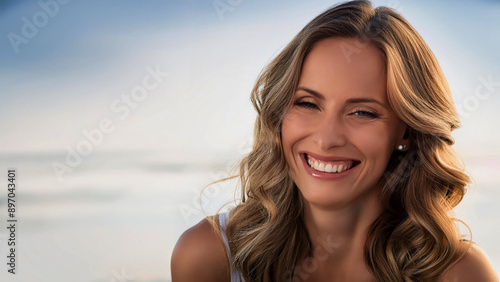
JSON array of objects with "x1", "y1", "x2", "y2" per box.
[
  {"x1": 351, "y1": 110, "x2": 379, "y2": 118},
  {"x1": 294, "y1": 101, "x2": 318, "y2": 109}
]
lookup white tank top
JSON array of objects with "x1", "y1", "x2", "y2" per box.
[{"x1": 218, "y1": 211, "x2": 245, "y2": 282}]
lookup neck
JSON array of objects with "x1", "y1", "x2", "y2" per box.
[{"x1": 301, "y1": 190, "x2": 383, "y2": 270}]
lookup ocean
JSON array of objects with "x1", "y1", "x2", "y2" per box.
[{"x1": 0, "y1": 149, "x2": 498, "y2": 281}]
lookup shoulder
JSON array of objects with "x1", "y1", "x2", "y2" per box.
[
  {"x1": 438, "y1": 241, "x2": 499, "y2": 282},
  {"x1": 171, "y1": 216, "x2": 229, "y2": 282}
]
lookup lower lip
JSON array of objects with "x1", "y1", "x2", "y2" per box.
[{"x1": 301, "y1": 154, "x2": 359, "y2": 180}]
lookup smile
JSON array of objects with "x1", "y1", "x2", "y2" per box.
[
  {"x1": 301, "y1": 152, "x2": 360, "y2": 179},
  {"x1": 307, "y1": 154, "x2": 355, "y2": 173}
]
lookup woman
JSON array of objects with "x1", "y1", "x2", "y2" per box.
[{"x1": 171, "y1": 1, "x2": 498, "y2": 281}]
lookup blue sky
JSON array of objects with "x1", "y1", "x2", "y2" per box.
[{"x1": 1, "y1": 0, "x2": 499, "y2": 156}]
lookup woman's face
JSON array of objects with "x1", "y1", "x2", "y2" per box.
[{"x1": 281, "y1": 37, "x2": 407, "y2": 209}]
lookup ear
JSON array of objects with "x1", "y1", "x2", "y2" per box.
[{"x1": 395, "y1": 126, "x2": 410, "y2": 152}]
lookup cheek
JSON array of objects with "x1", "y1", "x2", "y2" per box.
[
  {"x1": 281, "y1": 113, "x2": 309, "y2": 149},
  {"x1": 350, "y1": 124, "x2": 395, "y2": 162},
  {"x1": 281, "y1": 113, "x2": 309, "y2": 167}
]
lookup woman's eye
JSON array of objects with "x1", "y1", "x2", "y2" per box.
[
  {"x1": 352, "y1": 110, "x2": 378, "y2": 118},
  {"x1": 294, "y1": 101, "x2": 318, "y2": 109}
]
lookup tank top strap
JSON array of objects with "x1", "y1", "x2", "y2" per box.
[{"x1": 218, "y1": 211, "x2": 244, "y2": 282}]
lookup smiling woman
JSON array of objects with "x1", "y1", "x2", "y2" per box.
[
  {"x1": 282, "y1": 37, "x2": 406, "y2": 212},
  {"x1": 171, "y1": 1, "x2": 499, "y2": 281}
]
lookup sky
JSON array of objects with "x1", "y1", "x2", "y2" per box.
[
  {"x1": 1, "y1": 0, "x2": 499, "y2": 157},
  {"x1": 1, "y1": 0, "x2": 500, "y2": 280}
]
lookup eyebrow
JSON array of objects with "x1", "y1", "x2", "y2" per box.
[{"x1": 296, "y1": 86, "x2": 387, "y2": 108}]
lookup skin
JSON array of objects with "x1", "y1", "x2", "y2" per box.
[
  {"x1": 171, "y1": 217, "x2": 228, "y2": 282},
  {"x1": 170, "y1": 37, "x2": 499, "y2": 281},
  {"x1": 281, "y1": 37, "x2": 407, "y2": 281}
]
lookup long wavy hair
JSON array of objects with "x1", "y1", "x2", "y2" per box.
[{"x1": 208, "y1": 1, "x2": 471, "y2": 281}]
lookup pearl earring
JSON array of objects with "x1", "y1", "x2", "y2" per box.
[{"x1": 398, "y1": 144, "x2": 407, "y2": 151}]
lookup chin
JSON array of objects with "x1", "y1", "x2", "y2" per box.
[{"x1": 296, "y1": 180, "x2": 381, "y2": 210}]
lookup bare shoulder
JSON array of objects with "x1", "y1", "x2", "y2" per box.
[
  {"x1": 439, "y1": 241, "x2": 499, "y2": 282},
  {"x1": 171, "y1": 216, "x2": 229, "y2": 282}
]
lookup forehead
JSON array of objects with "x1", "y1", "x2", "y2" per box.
[{"x1": 298, "y1": 37, "x2": 387, "y2": 101}]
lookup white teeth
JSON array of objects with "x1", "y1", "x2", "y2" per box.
[
  {"x1": 306, "y1": 155, "x2": 355, "y2": 173},
  {"x1": 318, "y1": 162, "x2": 325, "y2": 171},
  {"x1": 325, "y1": 164, "x2": 333, "y2": 172},
  {"x1": 332, "y1": 164, "x2": 338, "y2": 173}
]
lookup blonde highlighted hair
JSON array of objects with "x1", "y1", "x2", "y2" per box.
[{"x1": 208, "y1": 1, "x2": 470, "y2": 281}]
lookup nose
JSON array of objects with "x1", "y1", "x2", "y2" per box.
[{"x1": 313, "y1": 115, "x2": 347, "y2": 151}]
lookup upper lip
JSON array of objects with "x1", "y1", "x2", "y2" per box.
[{"x1": 301, "y1": 151, "x2": 360, "y2": 162}]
